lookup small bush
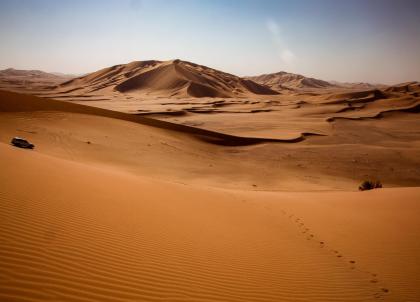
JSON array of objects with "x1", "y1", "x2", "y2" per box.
[{"x1": 358, "y1": 180, "x2": 382, "y2": 191}]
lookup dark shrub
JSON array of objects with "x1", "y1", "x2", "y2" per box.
[{"x1": 358, "y1": 180, "x2": 382, "y2": 191}]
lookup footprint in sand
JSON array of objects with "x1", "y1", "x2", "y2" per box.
[
  {"x1": 373, "y1": 288, "x2": 389, "y2": 299},
  {"x1": 291, "y1": 222, "x2": 387, "y2": 297}
]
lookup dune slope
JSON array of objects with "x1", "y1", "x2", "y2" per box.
[
  {"x1": 1, "y1": 89, "x2": 420, "y2": 190},
  {"x1": 2, "y1": 144, "x2": 420, "y2": 301},
  {"x1": 247, "y1": 71, "x2": 333, "y2": 91},
  {"x1": 57, "y1": 60, "x2": 278, "y2": 98}
]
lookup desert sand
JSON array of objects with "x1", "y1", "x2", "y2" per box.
[
  {"x1": 0, "y1": 68, "x2": 73, "y2": 93},
  {"x1": 1, "y1": 59, "x2": 420, "y2": 301}
]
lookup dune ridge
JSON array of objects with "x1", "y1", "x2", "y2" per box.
[
  {"x1": 321, "y1": 89, "x2": 386, "y2": 105},
  {"x1": 58, "y1": 60, "x2": 279, "y2": 98},
  {"x1": 326, "y1": 100, "x2": 420, "y2": 122},
  {"x1": 0, "y1": 90, "x2": 323, "y2": 145},
  {"x1": 247, "y1": 71, "x2": 333, "y2": 91},
  {"x1": 385, "y1": 81, "x2": 420, "y2": 93}
]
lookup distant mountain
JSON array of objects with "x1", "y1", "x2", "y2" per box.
[
  {"x1": 247, "y1": 71, "x2": 333, "y2": 91},
  {"x1": 59, "y1": 59, "x2": 279, "y2": 98},
  {"x1": 0, "y1": 68, "x2": 75, "y2": 90},
  {"x1": 0, "y1": 68, "x2": 74, "y2": 80},
  {"x1": 329, "y1": 81, "x2": 387, "y2": 90}
]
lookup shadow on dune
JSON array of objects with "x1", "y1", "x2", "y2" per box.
[
  {"x1": 322, "y1": 89, "x2": 386, "y2": 105},
  {"x1": 326, "y1": 102, "x2": 420, "y2": 122}
]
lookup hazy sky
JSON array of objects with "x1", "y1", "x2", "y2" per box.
[{"x1": 0, "y1": 0, "x2": 419, "y2": 84}]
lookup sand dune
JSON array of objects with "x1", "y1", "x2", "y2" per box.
[
  {"x1": 0, "y1": 90, "x2": 314, "y2": 146},
  {"x1": 331, "y1": 81, "x2": 387, "y2": 90},
  {"x1": 320, "y1": 87, "x2": 420, "y2": 121},
  {"x1": 248, "y1": 71, "x2": 387, "y2": 94},
  {"x1": 2, "y1": 89, "x2": 419, "y2": 189},
  {"x1": 320, "y1": 89, "x2": 386, "y2": 105},
  {"x1": 0, "y1": 68, "x2": 74, "y2": 92},
  {"x1": 3, "y1": 143, "x2": 420, "y2": 301},
  {"x1": 385, "y1": 81, "x2": 419, "y2": 92},
  {"x1": 247, "y1": 71, "x2": 333, "y2": 91},
  {"x1": 57, "y1": 60, "x2": 278, "y2": 98},
  {"x1": 326, "y1": 102, "x2": 420, "y2": 122}
]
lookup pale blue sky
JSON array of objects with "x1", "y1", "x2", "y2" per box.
[{"x1": 0, "y1": 0, "x2": 419, "y2": 84}]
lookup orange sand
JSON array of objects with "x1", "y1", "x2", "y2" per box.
[{"x1": 1, "y1": 90, "x2": 420, "y2": 301}]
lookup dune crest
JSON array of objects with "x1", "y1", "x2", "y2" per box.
[{"x1": 58, "y1": 60, "x2": 279, "y2": 98}]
